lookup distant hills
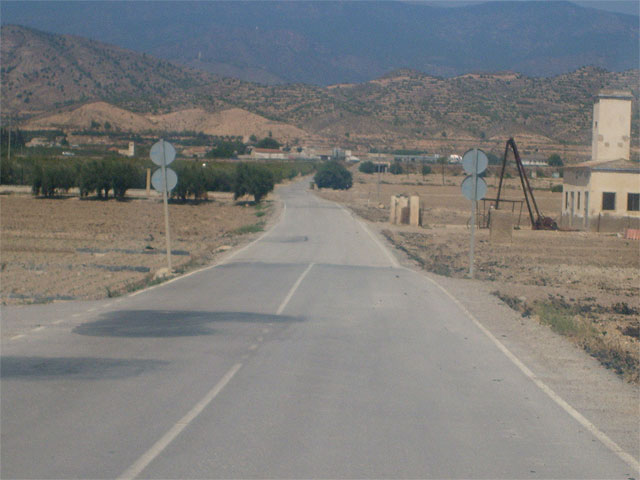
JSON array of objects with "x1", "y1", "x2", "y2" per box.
[
  {"x1": 1, "y1": 25, "x2": 638, "y2": 152},
  {"x1": 1, "y1": 1, "x2": 638, "y2": 85}
]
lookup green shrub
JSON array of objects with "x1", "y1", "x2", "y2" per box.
[
  {"x1": 203, "y1": 166, "x2": 234, "y2": 192},
  {"x1": 359, "y1": 161, "x2": 376, "y2": 174},
  {"x1": 389, "y1": 162, "x2": 403, "y2": 175},
  {"x1": 421, "y1": 165, "x2": 432, "y2": 175},
  {"x1": 255, "y1": 137, "x2": 280, "y2": 149},
  {"x1": 206, "y1": 139, "x2": 246, "y2": 159},
  {"x1": 234, "y1": 163, "x2": 275, "y2": 203},
  {"x1": 314, "y1": 161, "x2": 352, "y2": 190},
  {"x1": 173, "y1": 162, "x2": 207, "y2": 201},
  {"x1": 32, "y1": 161, "x2": 76, "y2": 197},
  {"x1": 111, "y1": 161, "x2": 142, "y2": 199},
  {"x1": 551, "y1": 184, "x2": 563, "y2": 192},
  {"x1": 0, "y1": 157, "x2": 17, "y2": 184},
  {"x1": 79, "y1": 159, "x2": 142, "y2": 199},
  {"x1": 548, "y1": 154, "x2": 564, "y2": 167}
]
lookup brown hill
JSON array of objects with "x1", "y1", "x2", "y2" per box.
[
  {"x1": 24, "y1": 102, "x2": 313, "y2": 143},
  {"x1": 149, "y1": 108, "x2": 310, "y2": 142},
  {"x1": 23, "y1": 101, "x2": 155, "y2": 131}
]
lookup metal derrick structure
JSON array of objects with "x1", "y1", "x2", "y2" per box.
[{"x1": 495, "y1": 138, "x2": 558, "y2": 230}]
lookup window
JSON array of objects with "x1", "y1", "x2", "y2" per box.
[
  {"x1": 565, "y1": 192, "x2": 568, "y2": 210},
  {"x1": 628, "y1": 193, "x2": 640, "y2": 212},
  {"x1": 577, "y1": 192, "x2": 581, "y2": 211},
  {"x1": 602, "y1": 192, "x2": 616, "y2": 211}
]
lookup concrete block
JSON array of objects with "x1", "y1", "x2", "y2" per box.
[
  {"x1": 409, "y1": 195, "x2": 421, "y2": 226},
  {"x1": 490, "y1": 208, "x2": 513, "y2": 244},
  {"x1": 390, "y1": 196, "x2": 398, "y2": 224},
  {"x1": 397, "y1": 196, "x2": 409, "y2": 224}
]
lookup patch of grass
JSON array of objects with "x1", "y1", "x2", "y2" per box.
[
  {"x1": 532, "y1": 300, "x2": 596, "y2": 338},
  {"x1": 229, "y1": 222, "x2": 265, "y2": 235},
  {"x1": 493, "y1": 291, "x2": 639, "y2": 382},
  {"x1": 611, "y1": 302, "x2": 638, "y2": 315},
  {"x1": 492, "y1": 291, "x2": 532, "y2": 316},
  {"x1": 255, "y1": 210, "x2": 266, "y2": 217}
]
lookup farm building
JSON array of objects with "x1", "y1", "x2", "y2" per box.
[
  {"x1": 561, "y1": 90, "x2": 639, "y2": 232},
  {"x1": 561, "y1": 159, "x2": 639, "y2": 231}
]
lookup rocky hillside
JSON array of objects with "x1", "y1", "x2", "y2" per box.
[
  {"x1": 0, "y1": 25, "x2": 221, "y2": 114},
  {"x1": 2, "y1": 25, "x2": 638, "y2": 150}
]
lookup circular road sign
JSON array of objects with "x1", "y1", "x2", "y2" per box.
[
  {"x1": 461, "y1": 175, "x2": 487, "y2": 201},
  {"x1": 151, "y1": 167, "x2": 178, "y2": 192},
  {"x1": 462, "y1": 148, "x2": 488, "y2": 175},
  {"x1": 150, "y1": 139, "x2": 176, "y2": 167}
]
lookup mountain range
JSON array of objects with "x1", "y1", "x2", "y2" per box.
[
  {"x1": 1, "y1": 24, "x2": 638, "y2": 153},
  {"x1": 1, "y1": 1, "x2": 638, "y2": 85}
]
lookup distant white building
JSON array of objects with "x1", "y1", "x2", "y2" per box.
[
  {"x1": 250, "y1": 148, "x2": 288, "y2": 160},
  {"x1": 117, "y1": 141, "x2": 135, "y2": 157},
  {"x1": 591, "y1": 90, "x2": 633, "y2": 163}
]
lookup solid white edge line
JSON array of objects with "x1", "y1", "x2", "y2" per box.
[
  {"x1": 355, "y1": 214, "x2": 399, "y2": 268},
  {"x1": 129, "y1": 201, "x2": 286, "y2": 297},
  {"x1": 410, "y1": 267, "x2": 640, "y2": 474},
  {"x1": 312, "y1": 188, "x2": 639, "y2": 472},
  {"x1": 117, "y1": 363, "x2": 243, "y2": 480},
  {"x1": 276, "y1": 262, "x2": 314, "y2": 315},
  {"x1": 325, "y1": 197, "x2": 399, "y2": 268}
]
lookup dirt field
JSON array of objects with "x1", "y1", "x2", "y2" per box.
[
  {"x1": 317, "y1": 169, "x2": 640, "y2": 382},
  {"x1": 1, "y1": 187, "x2": 274, "y2": 304}
]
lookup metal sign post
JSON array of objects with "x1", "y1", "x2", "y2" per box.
[
  {"x1": 150, "y1": 139, "x2": 177, "y2": 272},
  {"x1": 461, "y1": 148, "x2": 488, "y2": 278}
]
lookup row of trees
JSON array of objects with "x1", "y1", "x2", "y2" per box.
[
  {"x1": 30, "y1": 158, "x2": 145, "y2": 199},
  {"x1": 3, "y1": 156, "x2": 315, "y2": 202}
]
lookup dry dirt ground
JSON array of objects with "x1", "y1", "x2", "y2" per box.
[
  {"x1": 317, "y1": 169, "x2": 640, "y2": 382},
  {"x1": 1, "y1": 187, "x2": 275, "y2": 305}
]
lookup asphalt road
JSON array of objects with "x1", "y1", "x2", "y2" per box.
[{"x1": 1, "y1": 181, "x2": 637, "y2": 479}]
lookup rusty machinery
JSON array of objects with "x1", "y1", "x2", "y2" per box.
[{"x1": 495, "y1": 138, "x2": 557, "y2": 230}]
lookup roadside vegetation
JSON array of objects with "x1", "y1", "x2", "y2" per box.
[
  {"x1": 2, "y1": 155, "x2": 314, "y2": 202},
  {"x1": 314, "y1": 161, "x2": 352, "y2": 190},
  {"x1": 493, "y1": 292, "x2": 639, "y2": 382}
]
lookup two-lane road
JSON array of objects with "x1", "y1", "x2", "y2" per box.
[{"x1": 1, "y1": 180, "x2": 636, "y2": 478}]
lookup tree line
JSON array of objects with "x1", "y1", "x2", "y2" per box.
[{"x1": 1, "y1": 156, "x2": 315, "y2": 202}]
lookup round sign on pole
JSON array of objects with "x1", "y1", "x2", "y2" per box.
[
  {"x1": 151, "y1": 167, "x2": 178, "y2": 192},
  {"x1": 462, "y1": 148, "x2": 488, "y2": 175},
  {"x1": 461, "y1": 175, "x2": 487, "y2": 201},
  {"x1": 150, "y1": 139, "x2": 176, "y2": 167}
]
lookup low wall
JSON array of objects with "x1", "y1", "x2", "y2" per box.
[{"x1": 560, "y1": 213, "x2": 640, "y2": 232}]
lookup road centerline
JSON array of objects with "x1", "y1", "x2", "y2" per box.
[
  {"x1": 276, "y1": 263, "x2": 314, "y2": 315},
  {"x1": 116, "y1": 261, "x2": 315, "y2": 480},
  {"x1": 117, "y1": 362, "x2": 243, "y2": 480}
]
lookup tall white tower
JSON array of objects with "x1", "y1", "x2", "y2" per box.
[{"x1": 591, "y1": 90, "x2": 633, "y2": 162}]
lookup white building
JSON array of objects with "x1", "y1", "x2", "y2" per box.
[
  {"x1": 562, "y1": 90, "x2": 639, "y2": 232},
  {"x1": 591, "y1": 90, "x2": 633, "y2": 163}
]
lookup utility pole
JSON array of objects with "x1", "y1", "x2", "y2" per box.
[{"x1": 7, "y1": 115, "x2": 11, "y2": 163}]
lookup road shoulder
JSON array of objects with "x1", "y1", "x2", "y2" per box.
[{"x1": 353, "y1": 204, "x2": 640, "y2": 467}]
